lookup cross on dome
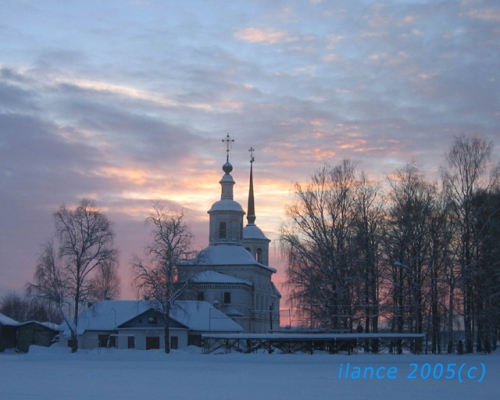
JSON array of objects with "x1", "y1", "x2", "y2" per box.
[{"x1": 222, "y1": 133, "x2": 234, "y2": 162}]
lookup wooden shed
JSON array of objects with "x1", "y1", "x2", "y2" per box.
[
  {"x1": 0, "y1": 313, "x2": 19, "y2": 352},
  {"x1": 16, "y1": 321, "x2": 58, "y2": 352}
]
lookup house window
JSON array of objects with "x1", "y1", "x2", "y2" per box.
[
  {"x1": 219, "y1": 222, "x2": 227, "y2": 239},
  {"x1": 188, "y1": 335, "x2": 202, "y2": 347},
  {"x1": 171, "y1": 336, "x2": 178, "y2": 350},
  {"x1": 128, "y1": 336, "x2": 135, "y2": 349},
  {"x1": 146, "y1": 336, "x2": 160, "y2": 350},
  {"x1": 148, "y1": 316, "x2": 158, "y2": 325},
  {"x1": 197, "y1": 292, "x2": 205, "y2": 301},
  {"x1": 98, "y1": 334, "x2": 115, "y2": 348},
  {"x1": 224, "y1": 292, "x2": 231, "y2": 304}
]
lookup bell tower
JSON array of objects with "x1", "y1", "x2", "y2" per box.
[{"x1": 207, "y1": 134, "x2": 245, "y2": 246}]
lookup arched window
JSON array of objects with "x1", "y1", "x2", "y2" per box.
[
  {"x1": 256, "y1": 248, "x2": 262, "y2": 263},
  {"x1": 219, "y1": 222, "x2": 226, "y2": 239}
]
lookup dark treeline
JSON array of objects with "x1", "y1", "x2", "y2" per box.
[{"x1": 280, "y1": 135, "x2": 500, "y2": 354}]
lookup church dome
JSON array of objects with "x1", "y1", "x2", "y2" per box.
[
  {"x1": 208, "y1": 199, "x2": 244, "y2": 213},
  {"x1": 222, "y1": 161, "x2": 233, "y2": 174},
  {"x1": 243, "y1": 224, "x2": 269, "y2": 241}
]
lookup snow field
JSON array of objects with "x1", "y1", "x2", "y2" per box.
[{"x1": 0, "y1": 346, "x2": 498, "y2": 400}]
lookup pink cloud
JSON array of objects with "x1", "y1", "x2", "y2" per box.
[
  {"x1": 234, "y1": 28, "x2": 300, "y2": 44},
  {"x1": 467, "y1": 8, "x2": 500, "y2": 22}
]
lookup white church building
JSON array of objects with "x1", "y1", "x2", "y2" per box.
[
  {"x1": 179, "y1": 138, "x2": 281, "y2": 333},
  {"x1": 57, "y1": 138, "x2": 281, "y2": 350}
]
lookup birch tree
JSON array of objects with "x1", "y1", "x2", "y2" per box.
[
  {"x1": 28, "y1": 199, "x2": 118, "y2": 352},
  {"x1": 89, "y1": 260, "x2": 121, "y2": 301},
  {"x1": 442, "y1": 135, "x2": 499, "y2": 353},
  {"x1": 281, "y1": 160, "x2": 380, "y2": 332},
  {"x1": 132, "y1": 203, "x2": 195, "y2": 354}
]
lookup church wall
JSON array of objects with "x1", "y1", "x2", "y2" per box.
[
  {"x1": 209, "y1": 211, "x2": 244, "y2": 245},
  {"x1": 241, "y1": 239, "x2": 270, "y2": 266},
  {"x1": 186, "y1": 283, "x2": 253, "y2": 332}
]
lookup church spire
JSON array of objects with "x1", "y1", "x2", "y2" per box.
[
  {"x1": 220, "y1": 134, "x2": 235, "y2": 200},
  {"x1": 247, "y1": 147, "x2": 256, "y2": 225}
]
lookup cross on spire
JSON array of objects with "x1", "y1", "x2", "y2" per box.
[
  {"x1": 247, "y1": 146, "x2": 256, "y2": 224},
  {"x1": 222, "y1": 133, "x2": 234, "y2": 161},
  {"x1": 249, "y1": 147, "x2": 255, "y2": 163}
]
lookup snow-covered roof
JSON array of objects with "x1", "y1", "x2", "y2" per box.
[
  {"x1": 191, "y1": 270, "x2": 253, "y2": 286},
  {"x1": 271, "y1": 282, "x2": 282, "y2": 298},
  {"x1": 243, "y1": 224, "x2": 270, "y2": 241},
  {"x1": 57, "y1": 300, "x2": 243, "y2": 335},
  {"x1": 197, "y1": 245, "x2": 276, "y2": 272},
  {"x1": 170, "y1": 301, "x2": 243, "y2": 332},
  {"x1": 18, "y1": 321, "x2": 59, "y2": 330},
  {"x1": 208, "y1": 199, "x2": 244, "y2": 213},
  {"x1": 221, "y1": 306, "x2": 245, "y2": 317},
  {"x1": 57, "y1": 300, "x2": 152, "y2": 335},
  {"x1": 0, "y1": 312, "x2": 19, "y2": 326}
]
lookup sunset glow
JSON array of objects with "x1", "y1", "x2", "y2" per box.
[{"x1": 1, "y1": 1, "x2": 499, "y2": 320}]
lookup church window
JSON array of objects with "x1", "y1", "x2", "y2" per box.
[
  {"x1": 256, "y1": 248, "x2": 262, "y2": 263},
  {"x1": 219, "y1": 222, "x2": 226, "y2": 239},
  {"x1": 171, "y1": 336, "x2": 179, "y2": 350},
  {"x1": 224, "y1": 292, "x2": 231, "y2": 304}
]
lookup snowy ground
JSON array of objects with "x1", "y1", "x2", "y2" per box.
[{"x1": 1, "y1": 346, "x2": 498, "y2": 400}]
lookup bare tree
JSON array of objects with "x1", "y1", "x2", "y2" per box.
[
  {"x1": 28, "y1": 199, "x2": 118, "y2": 352},
  {"x1": 89, "y1": 260, "x2": 121, "y2": 301},
  {"x1": 383, "y1": 162, "x2": 436, "y2": 353},
  {"x1": 352, "y1": 171, "x2": 385, "y2": 352},
  {"x1": 0, "y1": 292, "x2": 30, "y2": 322},
  {"x1": 132, "y1": 203, "x2": 195, "y2": 354},
  {"x1": 27, "y1": 240, "x2": 73, "y2": 330},
  {"x1": 281, "y1": 160, "x2": 378, "y2": 332},
  {"x1": 442, "y1": 135, "x2": 499, "y2": 353},
  {"x1": 0, "y1": 292, "x2": 62, "y2": 324}
]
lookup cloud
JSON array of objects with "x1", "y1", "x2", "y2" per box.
[
  {"x1": 234, "y1": 28, "x2": 303, "y2": 44},
  {"x1": 1, "y1": 0, "x2": 500, "y2": 303},
  {"x1": 467, "y1": 8, "x2": 500, "y2": 22},
  {"x1": 322, "y1": 53, "x2": 342, "y2": 62}
]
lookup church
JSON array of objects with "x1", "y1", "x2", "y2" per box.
[
  {"x1": 56, "y1": 136, "x2": 281, "y2": 351},
  {"x1": 179, "y1": 136, "x2": 281, "y2": 333}
]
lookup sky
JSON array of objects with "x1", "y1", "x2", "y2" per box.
[{"x1": 1, "y1": 0, "x2": 500, "y2": 308}]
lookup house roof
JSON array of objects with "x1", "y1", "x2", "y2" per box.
[
  {"x1": 58, "y1": 300, "x2": 151, "y2": 335},
  {"x1": 57, "y1": 300, "x2": 243, "y2": 336},
  {"x1": 190, "y1": 270, "x2": 253, "y2": 286},
  {"x1": 17, "y1": 321, "x2": 60, "y2": 330},
  {"x1": 0, "y1": 312, "x2": 19, "y2": 326}
]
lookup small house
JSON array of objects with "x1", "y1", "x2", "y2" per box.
[
  {"x1": 57, "y1": 299, "x2": 243, "y2": 350},
  {"x1": 0, "y1": 313, "x2": 19, "y2": 352}
]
